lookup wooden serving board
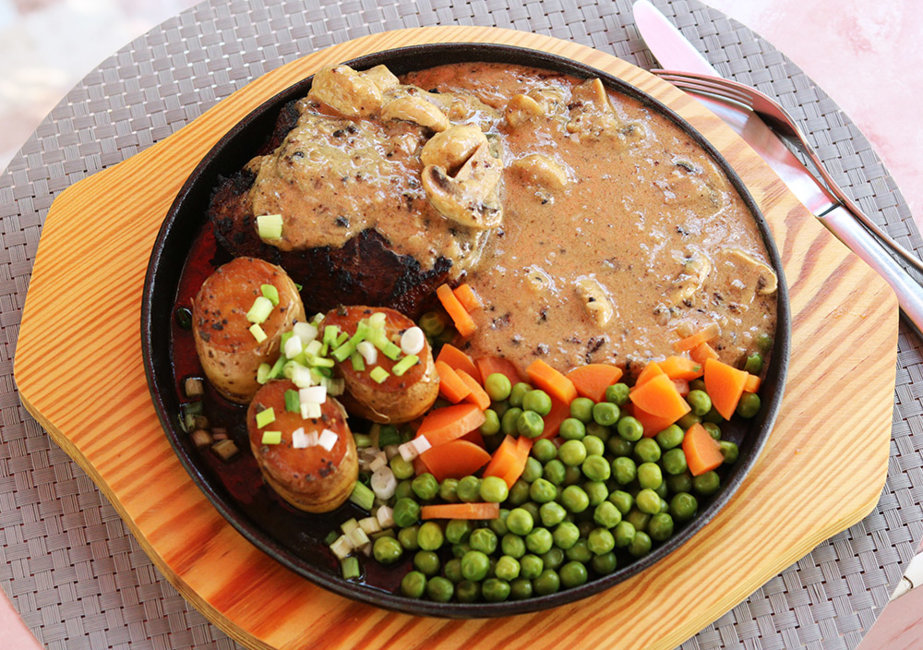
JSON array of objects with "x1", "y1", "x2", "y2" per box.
[{"x1": 15, "y1": 26, "x2": 897, "y2": 649}]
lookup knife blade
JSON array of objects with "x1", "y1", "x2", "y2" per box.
[{"x1": 632, "y1": 0, "x2": 923, "y2": 335}]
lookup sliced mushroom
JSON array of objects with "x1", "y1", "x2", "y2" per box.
[
  {"x1": 362, "y1": 64, "x2": 400, "y2": 92},
  {"x1": 666, "y1": 251, "x2": 712, "y2": 306},
  {"x1": 505, "y1": 93, "x2": 545, "y2": 128},
  {"x1": 718, "y1": 248, "x2": 778, "y2": 295},
  {"x1": 566, "y1": 78, "x2": 621, "y2": 138},
  {"x1": 571, "y1": 78, "x2": 610, "y2": 111},
  {"x1": 308, "y1": 65, "x2": 383, "y2": 118},
  {"x1": 381, "y1": 94, "x2": 449, "y2": 132},
  {"x1": 510, "y1": 154, "x2": 570, "y2": 190},
  {"x1": 575, "y1": 277, "x2": 616, "y2": 328},
  {"x1": 421, "y1": 141, "x2": 503, "y2": 230},
  {"x1": 420, "y1": 124, "x2": 486, "y2": 172},
  {"x1": 525, "y1": 265, "x2": 554, "y2": 295}
]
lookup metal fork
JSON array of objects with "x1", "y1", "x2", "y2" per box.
[{"x1": 653, "y1": 69, "x2": 923, "y2": 275}]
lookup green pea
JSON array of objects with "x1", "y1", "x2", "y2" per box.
[
  {"x1": 522, "y1": 456, "x2": 543, "y2": 483},
  {"x1": 452, "y1": 543, "x2": 470, "y2": 558},
  {"x1": 617, "y1": 416, "x2": 644, "y2": 441},
  {"x1": 522, "y1": 389, "x2": 553, "y2": 416},
  {"x1": 744, "y1": 353, "x2": 763, "y2": 374},
  {"x1": 594, "y1": 501, "x2": 622, "y2": 529},
  {"x1": 540, "y1": 548, "x2": 564, "y2": 571},
  {"x1": 702, "y1": 421, "x2": 722, "y2": 440},
  {"x1": 460, "y1": 550, "x2": 490, "y2": 581},
  {"x1": 686, "y1": 389, "x2": 712, "y2": 416},
  {"x1": 444, "y1": 557, "x2": 463, "y2": 584},
  {"x1": 648, "y1": 512, "x2": 674, "y2": 542},
  {"x1": 426, "y1": 576, "x2": 453, "y2": 602},
  {"x1": 488, "y1": 509, "x2": 509, "y2": 537},
  {"x1": 494, "y1": 555, "x2": 521, "y2": 582},
  {"x1": 516, "y1": 410, "x2": 545, "y2": 439},
  {"x1": 480, "y1": 408, "x2": 501, "y2": 436},
  {"x1": 485, "y1": 373, "x2": 512, "y2": 401},
  {"x1": 611, "y1": 456, "x2": 637, "y2": 485},
  {"x1": 533, "y1": 569, "x2": 561, "y2": 596},
  {"x1": 559, "y1": 439, "x2": 587, "y2": 467},
  {"x1": 540, "y1": 501, "x2": 568, "y2": 528},
  {"x1": 608, "y1": 490, "x2": 633, "y2": 515},
  {"x1": 559, "y1": 417, "x2": 586, "y2": 440},
  {"x1": 552, "y1": 521, "x2": 580, "y2": 550},
  {"x1": 501, "y1": 533, "x2": 527, "y2": 558},
  {"x1": 373, "y1": 536, "x2": 403, "y2": 565},
  {"x1": 532, "y1": 437, "x2": 557, "y2": 462},
  {"x1": 592, "y1": 401, "x2": 620, "y2": 427},
  {"x1": 702, "y1": 406, "x2": 724, "y2": 424},
  {"x1": 520, "y1": 554, "x2": 544, "y2": 579},
  {"x1": 587, "y1": 527, "x2": 616, "y2": 555},
  {"x1": 607, "y1": 435, "x2": 633, "y2": 457},
  {"x1": 480, "y1": 475, "x2": 509, "y2": 503},
  {"x1": 634, "y1": 437, "x2": 661, "y2": 463},
  {"x1": 507, "y1": 507, "x2": 535, "y2": 536},
  {"x1": 469, "y1": 528, "x2": 498, "y2": 555},
  {"x1": 529, "y1": 478, "x2": 558, "y2": 504},
  {"x1": 508, "y1": 479, "x2": 531, "y2": 506},
  {"x1": 438, "y1": 478, "x2": 459, "y2": 503},
  {"x1": 693, "y1": 470, "x2": 721, "y2": 496},
  {"x1": 519, "y1": 501, "x2": 541, "y2": 523},
  {"x1": 582, "y1": 435, "x2": 605, "y2": 457},
  {"x1": 501, "y1": 407, "x2": 524, "y2": 435},
  {"x1": 482, "y1": 577, "x2": 511, "y2": 602},
  {"x1": 510, "y1": 577, "x2": 533, "y2": 600},
  {"x1": 455, "y1": 580, "x2": 480, "y2": 603},
  {"x1": 418, "y1": 311, "x2": 446, "y2": 337},
  {"x1": 736, "y1": 392, "x2": 761, "y2": 418},
  {"x1": 563, "y1": 465, "x2": 582, "y2": 486},
  {"x1": 756, "y1": 332, "x2": 773, "y2": 352},
  {"x1": 412, "y1": 473, "x2": 439, "y2": 501},
  {"x1": 676, "y1": 413, "x2": 701, "y2": 430},
  {"x1": 560, "y1": 561, "x2": 589, "y2": 588},
  {"x1": 394, "y1": 479, "x2": 414, "y2": 501},
  {"x1": 586, "y1": 422, "x2": 611, "y2": 442},
  {"x1": 509, "y1": 382, "x2": 532, "y2": 407},
  {"x1": 584, "y1": 481, "x2": 609, "y2": 507},
  {"x1": 637, "y1": 461, "x2": 663, "y2": 489},
  {"x1": 400, "y1": 570, "x2": 427, "y2": 598},
  {"x1": 661, "y1": 448, "x2": 689, "y2": 476},
  {"x1": 666, "y1": 471, "x2": 693, "y2": 494},
  {"x1": 398, "y1": 525, "x2": 419, "y2": 551},
  {"x1": 628, "y1": 531, "x2": 652, "y2": 558},
  {"x1": 417, "y1": 521, "x2": 444, "y2": 551},
  {"x1": 544, "y1": 459, "x2": 566, "y2": 485},
  {"x1": 565, "y1": 538, "x2": 593, "y2": 563},
  {"x1": 670, "y1": 492, "x2": 698, "y2": 522},
  {"x1": 392, "y1": 497, "x2": 420, "y2": 528},
  {"x1": 390, "y1": 455, "x2": 415, "y2": 480},
  {"x1": 525, "y1": 527, "x2": 554, "y2": 555},
  {"x1": 605, "y1": 383, "x2": 630, "y2": 405},
  {"x1": 456, "y1": 475, "x2": 482, "y2": 502},
  {"x1": 626, "y1": 508, "x2": 650, "y2": 531},
  {"x1": 561, "y1": 485, "x2": 590, "y2": 513},
  {"x1": 636, "y1": 488, "x2": 662, "y2": 515},
  {"x1": 492, "y1": 400, "x2": 510, "y2": 419},
  {"x1": 655, "y1": 482, "x2": 669, "y2": 501},
  {"x1": 414, "y1": 550, "x2": 441, "y2": 576},
  {"x1": 719, "y1": 440, "x2": 739, "y2": 464},
  {"x1": 655, "y1": 424, "x2": 685, "y2": 450},
  {"x1": 592, "y1": 551, "x2": 618, "y2": 575},
  {"x1": 569, "y1": 397, "x2": 595, "y2": 423},
  {"x1": 445, "y1": 519, "x2": 471, "y2": 545},
  {"x1": 613, "y1": 520, "x2": 636, "y2": 548}
]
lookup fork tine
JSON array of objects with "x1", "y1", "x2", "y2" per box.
[{"x1": 654, "y1": 72, "x2": 754, "y2": 107}]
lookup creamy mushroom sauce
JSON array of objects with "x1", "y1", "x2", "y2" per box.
[{"x1": 250, "y1": 62, "x2": 777, "y2": 375}]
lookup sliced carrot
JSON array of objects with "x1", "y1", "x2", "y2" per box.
[
  {"x1": 704, "y1": 357, "x2": 749, "y2": 420},
  {"x1": 744, "y1": 374, "x2": 761, "y2": 393},
  {"x1": 416, "y1": 403, "x2": 486, "y2": 447},
  {"x1": 452, "y1": 283, "x2": 482, "y2": 312},
  {"x1": 690, "y1": 342, "x2": 719, "y2": 365},
  {"x1": 631, "y1": 361, "x2": 665, "y2": 392},
  {"x1": 565, "y1": 363, "x2": 624, "y2": 403},
  {"x1": 632, "y1": 404, "x2": 678, "y2": 438},
  {"x1": 660, "y1": 356, "x2": 704, "y2": 381},
  {"x1": 435, "y1": 360, "x2": 471, "y2": 403},
  {"x1": 673, "y1": 323, "x2": 719, "y2": 352},
  {"x1": 413, "y1": 456, "x2": 427, "y2": 476},
  {"x1": 436, "y1": 343, "x2": 479, "y2": 380},
  {"x1": 482, "y1": 435, "x2": 518, "y2": 483},
  {"x1": 459, "y1": 428, "x2": 486, "y2": 448},
  {"x1": 539, "y1": 396, "x2": 572, "y2": 439},
  {"x1": 456, "y1": 369, "x2": 491, "y2": 410},
  {"x1": 683, "y1": 422, "x2": 725, "y2": 476},
  {"x1": 437, "y1": 284, "x2": 477, "y2": 337},
  {"x1": 475, "y1": 356, "x2": 523, "y2": 387},
  {"x1": 419, "y1": 439, "x2": 491, "y2": 481},
  {"x1": 526, "y1": 359, "x2": 577, "y2": 405},
  {"x1": 421, "y1": 502, "x2": 500, "y2": 520},
  {"x1": 628, "y1": 373, "x2": 691, "y2": 422},
  {"x1": 499, "y1": 435, "x2": 534, "y2": 487}
]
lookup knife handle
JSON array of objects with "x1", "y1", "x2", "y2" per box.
[{"x1": 822, "y1": 206, "x2": 923, "y2": 336}]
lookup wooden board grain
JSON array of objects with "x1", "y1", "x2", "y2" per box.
[{"x1": 14, "y1": 26, "x2": 897, "y2": 650}]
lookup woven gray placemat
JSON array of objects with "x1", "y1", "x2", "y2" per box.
[{"x1": 1, "y1": 0, "x2": 921, "y2": 648}]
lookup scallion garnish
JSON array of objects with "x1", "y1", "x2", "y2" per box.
[
  {"x1": 331, "y1": 340, "x2": 356, "y2": 363},
  {"x1": 261, "y1": 283, "x2": 280, "y2": 306},
  {"x1": 392, "y1": 354, "x2": 419, "y2": 376},
  {"x1": 349, "y1": 480, "x2": 376, "y2": 511},
  {"x1": 261, "y1": 430, "x2": 282, "y2": 445},
  {"x1": 249, "y1": 323, "x2": 267, "y2": 343},
  {"x1": 369, "y1": 366, "x2": 389, "y2": 384},
  {"x1": 257, "y1": 214, "x2": 283, "y2": 241},
  {"x1": 284, "y1": 389, "x2": 300, "y2": 413},
  {"x1": 349, "y1": 351, "x2": 366, "y2": 372},
  {"x1": 246, "y1": 296, "x2": 274, "y2": 324},
  {"x1": 255, "y1": 407, "x2": 276, "y2": 428},
  {"x1": 341, "y1": 556, "x2": 360, "y2": 580}
]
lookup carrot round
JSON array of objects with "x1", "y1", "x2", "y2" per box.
[
  {"x1": 690, "y1": 341, "x2": 719, "y2": 365},
  {"x1": 682, "y1": 422, "x2": 725, "y2": 476},
  {"x1": 421, "y1": 502, "x2": 500, "y2": 520},
  {"x1": 483, "y1": 435, "x2": 531, "y2": 487},
  {"x1": 437, "y1": 284, "x2": 477, "y2": 337},
  {"x1": 499, "y1": 436, "x2": 534, "y2": 487},
  {"x1": 672, "y1": 323, "x2": 719, "y2": 352},
  {"x1": 539, "y1": 396, "x2": 572, "y2": 439},
  {"x1": 436, "y1": 343, "x2": 479, "y2": 380},
  {"x1": 565, "y1": 363, "x2": 624, "y2": 402},
  {"x1": 744, "y1": 373, "x2": 761, "y2": 393},
  {"x1": 435, "y1": 360, "x2": 471, "y2": 403},
  {"x1": 704, "y1": 357, "x2": 749, "y2": 419},
  {"x1": 631, "y1": 361, "x2": 665, "y2": 392},
  {"x1": 475, "y1": 356, "x2": 523, "y2": 387},
  {"x1": 660, "y1": 356, "x2": 704, "y2": 381},
  {"x1": 526, "y1": 359, "x2": 577, "y2": 405},
  {"x1": 419, "y1": 439, "x2": 491, "y2": 481},
  {"x1": 628, "y1": 372, "x2": 691, "y2": 422},
  {"x1": 452, "y1": 283, "x2": 482, "y2": 312},
  {"x1": 416, "y1": 403, "x2": 486, "y2": 447},
  {"x1": 456, "y1": 369, "x2": 491, "y2": 410}
]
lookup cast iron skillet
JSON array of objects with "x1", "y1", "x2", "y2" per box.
[{"x1": 141, "y1": 43, "x2": 791, "y2": 618}]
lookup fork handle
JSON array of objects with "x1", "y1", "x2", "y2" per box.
[{"x1": 822, "y1": 205, "x2": 923, "y2": 336}]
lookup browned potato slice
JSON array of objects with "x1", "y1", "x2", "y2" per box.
[
  {"x1": 323, "y1": 306, "x2": 439, "y2": 424},
  {"x1": 247, "y1": 380, "x2": 358, "y2": 513},
  {"x1": 193, "y1": 257, "x2": 305, "y2": 403}
]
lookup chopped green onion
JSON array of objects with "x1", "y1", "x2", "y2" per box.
[
  {"x1": 324, "y1": 529, "x2": 338, "y2": 546},
  {"x1": 323, "y1": 325, "x2": 340, "y2": 346},
  {"x1": 350, "y1": 351, "x2": 366, "y2": 372},
  {"x1": 379, "y1": 340, "x2": 403, "y2": 361},
  {"x1": 304, "y1": 339, "x2": 322, "y2": 356},
  {"x1": 256, "y1": 363, "x2": 272, "y2": 384},
  {"x1": 331, "y1": 340, "x2": 356, "y2": 363},
  {"x1": 257, "y1": 214, "x2": 283, "y2": 241},
  {"x1": 268, "y1": 355, "x2": 286, "y2": 379},
  {"x1": 261, "y1": 284, "x2": 280, "y2": 306},
  {"x1": 284, "y1": 389, "x2": 300, "y2": 413},
  {"x1": 392, "y1": 354, "x2": 419, "y2": 376},
  {"x1": 249, "y1": 323, "x2": 267, "y2": 343},
  {"x1": 294, "y1": 282, "x2": 303, "y2": 292},
  {"x1": 369, "y1": 312, "x2": 387, "y2": 328},
  {"x1": 350, "y1": 480, "x2": 376, "y2": 511},
  {"x1": 255, "y1": 407, "x2": 276, "y2": 428},
  {"x1": 280, "y1": 330, "x2": 294, "y2": 349},
  {"x1": 353, "y1": 433, "x2": 373, "y2": 448},
  {"x1": 378, "y1": 425, "x2": 401, "y2": 447},
  {"x1": 335, "y1": 331, "x2": 350, "y2": 346},
  {"x1": 341, "y1": 556, "x2": 360, "y2": 580},
  {"x1": 246, "y1": 296, "x2": 274, "y2": 323},
  {"x1": 369, "y1": 366, "x2": 389, "y2": 384},
  {"x1": 310, "y1": 356, "x2": 336, "y2": 369},
  {"x1": 261, "y1": 430, "x2": 282, "y2": 445}
]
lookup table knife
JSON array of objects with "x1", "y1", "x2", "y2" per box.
[{"x1": 632, "y1": 0, "x2": 923, "y2": 335}]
